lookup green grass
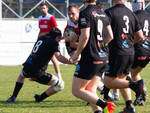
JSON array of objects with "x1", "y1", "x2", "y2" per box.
[{"x1": 0, "y1": 64, "x2": 150, "y2": 113}]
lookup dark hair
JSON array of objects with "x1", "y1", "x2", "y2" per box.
[
  {"x1": 40, "y1": 3, "x2": 48, "y2": 8},
  {"x1": 96, "y1": 1, "x2": 105, "y2": 9},
  {"x1": 82, "y1": 0, "x2": 96, "y2": 3},
  {"x1": 68, "y1": 4, "x2": 79, "y2": 11},
  {"x1": 47, "y1": 27, "x2": 62, "y2": 39}
]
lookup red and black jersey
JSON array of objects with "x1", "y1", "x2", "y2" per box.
[
  {"x1": 64, "y1": 19, "x2": 79, "y2": 35},
  {"x1": 134, "y1": 10, "x2": 150, "y2": 56},
  {"x1": 38, "y1": 13, "x2": 57, "y2": 34},
  {"x1": 105, "y1": 4, "x2": 141, "y2": 56},
  {"x1": 78, "y1": 5, "x2": 110, "y2": 63}
]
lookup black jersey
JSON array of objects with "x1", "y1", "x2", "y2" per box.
[
  {"x1": 78, "y1": 5, "x2": 110, "y2": 63},
  {"x1": 23, "y1": 36, "x2": 60, "y2": 74},
  {"x1": 134, "y1": 10, "x2": 150, "y2": 56},
  {"x1": 105, "y1": 4, "x2": 141, "y2": 55}
]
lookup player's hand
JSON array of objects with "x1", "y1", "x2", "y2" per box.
[{"x1": 70, "y1": 52, "x2": 80, "y2": 63}]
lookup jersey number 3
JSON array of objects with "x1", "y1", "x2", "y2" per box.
[{"x1": 123, "y1": 16, "x2": 129, "y2": 34}]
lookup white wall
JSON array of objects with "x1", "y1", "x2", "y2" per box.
[{"x1": 0, "y1": 19, "x2": 69, "y2": 65}]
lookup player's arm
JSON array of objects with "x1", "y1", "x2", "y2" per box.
[
  {"x1": 106, "y1": 25, "x2": 113, "y2": 44},
  {"x1": 134, "y1": 29, "x2": 145, "y2": 44},
  {"x1": 74, "y1": 28, "x2": 90, "y2": 57},
  {"x1": 54, "y1": 52, "x2": 72, "y2": 64},
  {"x1": 70, "y1": 42, "x2": 78, "y2": 49}
]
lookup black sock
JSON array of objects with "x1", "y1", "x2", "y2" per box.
[
  {"x1": 39, "y1": 92, "x2": 48, "y2": 101},
  {"x1": 96, "y1": 99, "x2": 107, "y2": 109},
  {"x1": 126, "y1": 100, "x2": 132, "y2": 108},
  {"x1": 103, "y1": 86, "x2": 110, "y2": 98},
  {"x1": 94, "y1": 110, "x2": 102, "y2": 113},
  {"x1": 126, "y1": 76, "x2": 132, "y2": 82},
  {"x1": 12, "y1": 82, "x2": 23, "y2": 97},
  {"x1": 129, "y1": 81, "x2": 137, "y2": 92}
]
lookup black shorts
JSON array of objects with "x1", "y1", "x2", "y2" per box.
[
  {"x1": 132, "y1": 56, "x2": 150, "y2": 69},
  {"x1": 74, "y1": 62, "x2": 107, "y2": 80},
  {"x1": 22, "y1": 64, "x2": 48, "y2": 78},
  {"x1": 105, "y1": 55, "x2": 134, "y2": 77}
]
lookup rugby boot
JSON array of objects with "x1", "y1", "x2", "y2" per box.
[
  {"x1": 103, "y1": 102, "x2": 115, "y2": 113},
  {"x1": 34, "y1": 94, "x2": 42, "y2": 102},
  {"x1": 6, "y1": 96, "x2": 16, "y2": 103},
  {"x1": 119, "y1": 105, "x2": 135, "y2": 113}
]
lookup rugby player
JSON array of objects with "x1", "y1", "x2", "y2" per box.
[
  {"x1": 104, "y1": 0, "x2": 146, "y2": 112},
  {"x1": 71, "y1": 0, "x2": 115, "y2": 113},
  {"x1": 131, "y1": 0, "x2": 149, "y2": 106},
  {"x1": 6, "y1": 28, "x2": 73, "y2": 103}
]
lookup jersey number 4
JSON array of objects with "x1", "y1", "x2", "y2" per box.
[{"x1": 143, "y1": 20, "x2": 149, "y2": 36}]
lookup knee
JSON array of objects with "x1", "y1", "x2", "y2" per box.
[
  {"x1": 51, "y1": 77, "x2": 65, "y2": 92},
  {"x1": 72, "y1": 86, "x2": 80, "y2": 97},
  {"x1": 104, "y1": 76, "x2": 112, "y2": 89}
]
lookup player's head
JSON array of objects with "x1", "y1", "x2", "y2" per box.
[
  {"x1": 82, "y1": 0, "x2": 96, "y2": 3},
  {"x1": 132, "y1": 0, "x2": 145, "y2": 12},
  {"x1": 47, "y1": 27, "x2": 62, "y2": 40},
  {"x1": 68, "y1": 4, "x2": 79, "y2": 25},
  {"x1": 111, "y1": 0, "x2": 126, "y2": 6},
  {"x1": 96, "y1": 1, "x2": 105, "y2": 9},
  {"x1": 40, "y1": 3, "x2": 48, "y2": 16}
]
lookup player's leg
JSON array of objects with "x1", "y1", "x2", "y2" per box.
[
  {"x1": 113, "y1": 89, "x2": 120, "y2": 101},
  {"x1": 119, "y1": 75, "x2": 135, "y2": 113},
  {"x1": 6, "y1": 69, "x2": 26, "y2": 102},
  {"x1": 130, "y1": 57, "x2": 148, "y2": 106},
  {"x1": 72, "y1": 63, "x2": 115, "y2": 113},
  {"x1": 34, "y1": 73, "x2": 64, "y2": 102},
  {"x1": 85, "y1": 75, "x2": 103, "y2": 112},
  {"x1": 51, "y1": 55, "x2": 62, "y2": 79}
]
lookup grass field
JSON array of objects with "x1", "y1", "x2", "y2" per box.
[{"x1": 0, "y1": 64, "x2": 150, "y2": 113}]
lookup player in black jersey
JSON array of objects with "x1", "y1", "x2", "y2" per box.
[
  {"x1": 6, "y1": 28, "x2": 73, "y2": 103},
  {"x1": 131, "y1": 1, "x2": 149, "y2": 106},
  {"x1": 104, "y1": 0, "x2": 146, "y2": 113},
  {"x1": 71, "y1": 0, "x2": 115, "y2": 113}
]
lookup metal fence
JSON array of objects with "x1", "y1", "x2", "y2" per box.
[{"x1": 0, "y1": 0, "x2": 111, "y2": 19}]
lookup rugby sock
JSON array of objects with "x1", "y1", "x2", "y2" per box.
[
  {"x1": 12, "y1": 82, "x2": 23, "y2": 97},
  {"x1": 126, "y1": 100, "x2": 132, "y2": 108},
  {"x1": 39, "y1": 92, "x2": 48, "y2": 101},
  {"x1": 103, "y1": 86, "x2": 110, "y2": 99},
  {"x1": 129, "y1": 81, "x2": 137, "y2": 92},
  {"x1": 96, "y1": 99, "x2": 107, "y2": 109}
]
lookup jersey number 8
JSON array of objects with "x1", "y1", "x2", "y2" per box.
[{"x1": 32, "y1": 40, "x2": 43, "y2": 53}]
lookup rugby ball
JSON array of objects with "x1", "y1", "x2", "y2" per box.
[{"x1": 65, "y1": 28, "x2": 76, "y2": 36}]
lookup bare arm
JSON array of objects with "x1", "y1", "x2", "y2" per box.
[
  {"x1": 106, "y1": 25, "x2": 113, "y2": 44},
  {"x1": 134, "y1": 29, "x2": 145, "y2": 44},
  {"x1": 71, "y1": 27, "x2": 90, "y2": 61},
  {"x1": 54, "y1": 52, "x2": 72, "y2": 64}
]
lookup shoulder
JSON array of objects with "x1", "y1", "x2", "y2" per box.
[
  {"x1": 38, "y1": 14, "x2": 55, "y2": 20},
  {"x1": 67, "y1": 19, "x2": 78, "y2": 28}
]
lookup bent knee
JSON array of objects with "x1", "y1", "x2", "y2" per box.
[
  {"x1": 104, "y1": 76, "x2": 113, "y2": 89},
  {"x1": 53, "y1": 79, "x2": 65, "y2": 91}
]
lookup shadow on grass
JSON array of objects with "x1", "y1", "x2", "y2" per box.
[{"x1": 0, "y1": 100, "x2": 87, "y2": 108}]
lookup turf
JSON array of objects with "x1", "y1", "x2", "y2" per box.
[{"x1": 0, "y1": 64, "x2": 150, "y2": 113}]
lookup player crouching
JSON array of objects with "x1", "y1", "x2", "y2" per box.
[{"x1": 6, "y1": 28, "x2": 73, "y2": 103}]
